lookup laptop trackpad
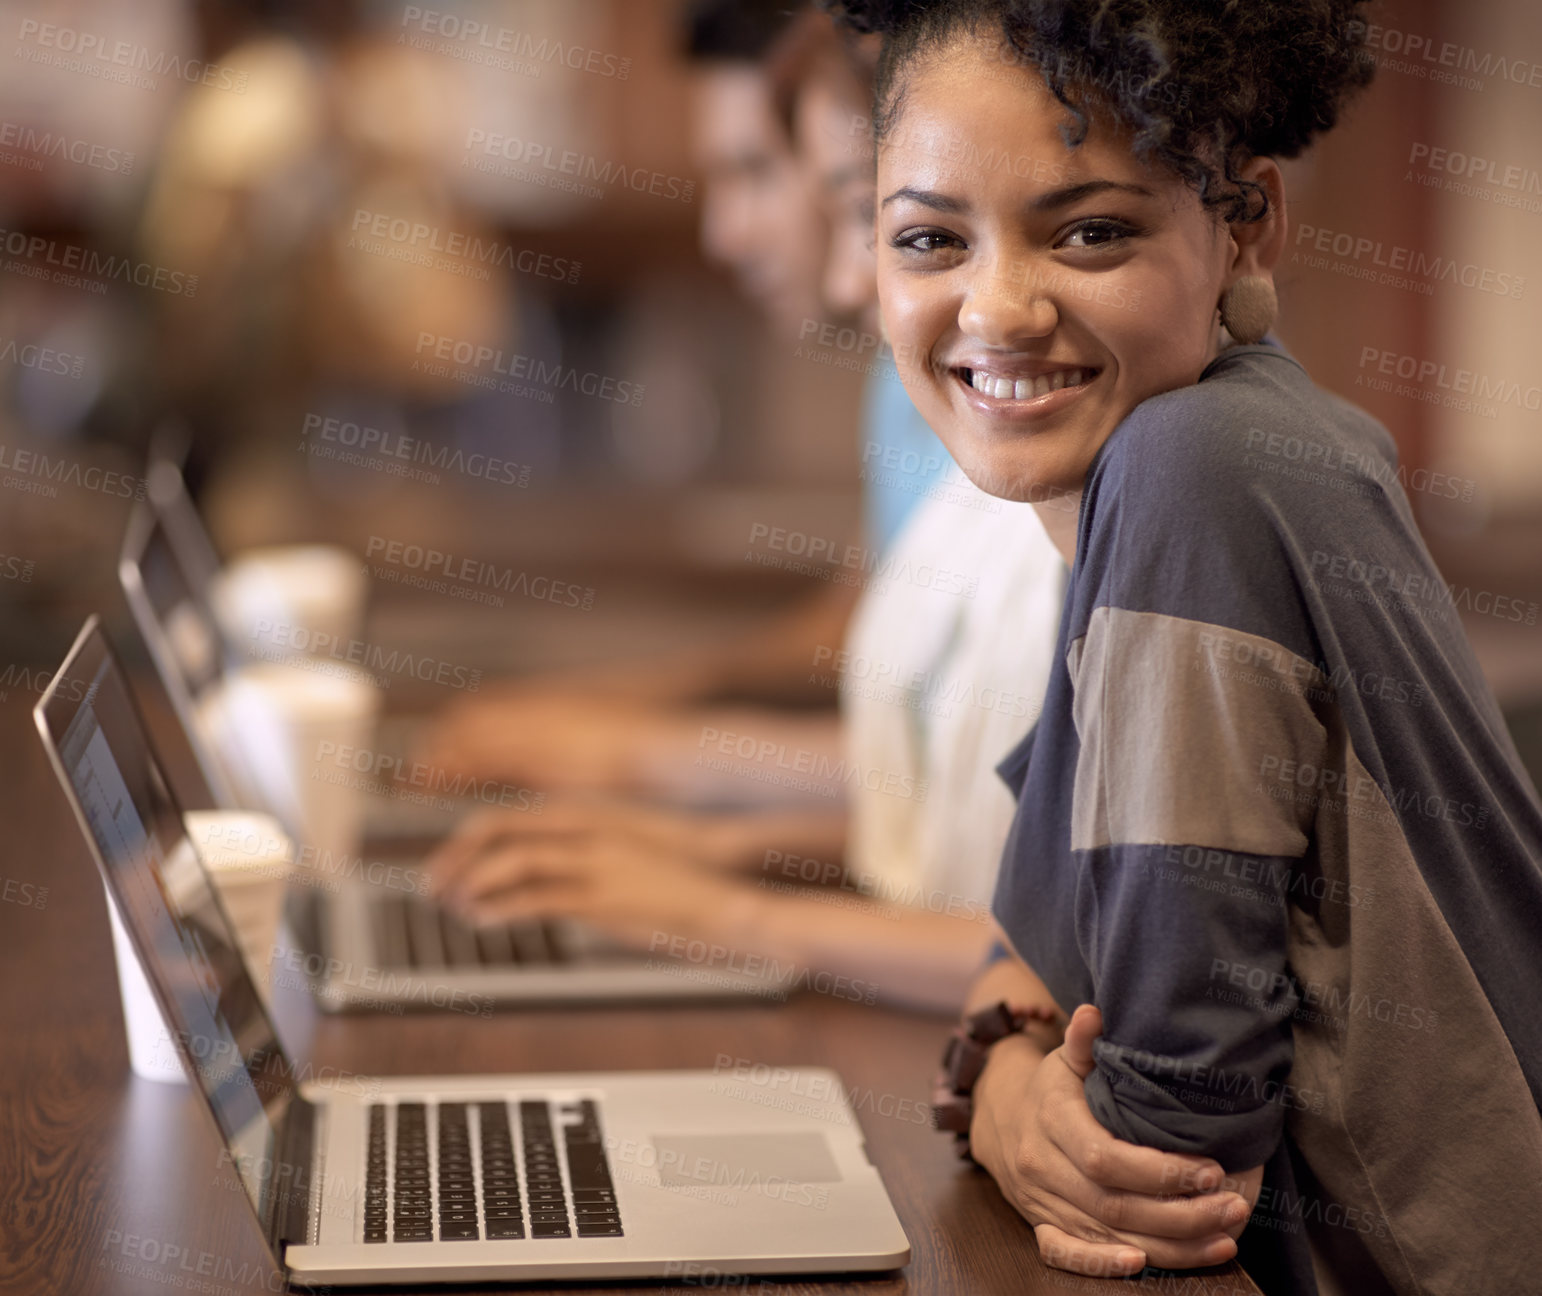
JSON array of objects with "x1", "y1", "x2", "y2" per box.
[{"x1": 651, "y1": 1133, "x2": 843, "y2": 1186}]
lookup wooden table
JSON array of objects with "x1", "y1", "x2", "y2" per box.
[{"x1": 0, "y1": 684, "x2": 1259, "y2": 1296}]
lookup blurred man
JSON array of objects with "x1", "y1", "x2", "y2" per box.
[
  {"x1": 418, "y1": 0, "x2": 861, "y2": 802},
  {"x1": 424, "y1": 4, "x2": 1068, "y2": 1015},
  {"x1": 690, "y1": 0, "x2": 829, "y2": 337}
]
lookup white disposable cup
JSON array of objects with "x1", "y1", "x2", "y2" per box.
[
  {"x1": 110, "y1": 811, "x2": 295, "y2": 1084},
  {"x1": 216, "y1": 663, "x2": 381, "y2": 863},
  {"x1": 185, "y1": 809, "x2": 295, "y2": 1001},
  {"x1": 106, "y1": 884, "x2": 187, "y2": 1084},
  {"x1": 210, "y1": 545, "x2": 369, "y2": 662}
]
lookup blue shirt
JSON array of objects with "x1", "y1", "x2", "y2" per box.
[{"x1": 860, "y1": 363, "x2": 951, "y2": 554}]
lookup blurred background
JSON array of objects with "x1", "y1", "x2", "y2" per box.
[{"x1": 0, "y1": 0, "x2": 1538, "y2": 779}]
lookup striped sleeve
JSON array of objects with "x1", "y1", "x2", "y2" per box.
[{"x1": 1069, "y1": 606, "x2": 1329, "y2": 1169}]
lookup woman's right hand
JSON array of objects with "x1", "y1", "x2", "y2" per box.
[{"x1": 970, "y1": 1005, "x2": 1254, "y2": 1277}]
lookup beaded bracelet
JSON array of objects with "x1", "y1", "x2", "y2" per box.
[{"x1": 932, "y1": 1000, "x2": 1060, "y2": 1161}]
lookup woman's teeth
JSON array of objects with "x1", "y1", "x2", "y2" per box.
[{"x1": 968, "y1": 368, "x2": 1090, "y2": 400}]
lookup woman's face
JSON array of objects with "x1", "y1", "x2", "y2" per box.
[{"x1": 875, "y1": 33, "x2": 1234, "y2": 503}]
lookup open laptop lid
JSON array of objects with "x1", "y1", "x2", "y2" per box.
[
  {"x1": 146, "y1": 421, "x2": 223, "y2": 597},
  {"x1": 34, "y1": 618, "x2": 306, "y2": 1263},
  {"x1": 119, "y1": 500, "x2": 243, "y2": 811}
]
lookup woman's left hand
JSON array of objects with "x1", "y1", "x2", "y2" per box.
[{"x1": 970, "y1": 1005, "x2": 1262, "y2": 1277}]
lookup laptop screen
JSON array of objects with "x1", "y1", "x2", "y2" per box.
[
  {"x1": 35, "y1": 622, "x2": 294, "y2": 1227},
  {"x1": 131, "y1": 501, "x2": 228, "y2": 702},
  {"x1": 120, "y1": 502, "x2": 242, "y2": 811}
]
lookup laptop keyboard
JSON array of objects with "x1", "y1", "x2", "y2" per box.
[
  {"x1": 369, "y1": 891, "x2": 571, "y2": 969},
  {"x1": 364, "y1": 1098, "x2": 622, "y2": 1244}
]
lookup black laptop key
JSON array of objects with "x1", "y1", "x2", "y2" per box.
[
  {"x1": 486, "y1": 1219, "x2": 526, "y2": 1239},
  {"x1": 432, "y1": 1101, "x2": 479, "y2": 1238},
  {"x1": 560, "y1": 1100, "x2": 622, "y2": 1236},
  {"x1": 364, "y1": 1105, "x2": 389, "y2": 1242},
  {"x1": 532, "y1": 1221, "x2": 572, "y2": 1239}
]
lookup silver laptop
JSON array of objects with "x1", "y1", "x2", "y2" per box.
[
  {"x1": 35, "y1": 619, "x2": 910, "y2": 1286},
  {"x1": 119, "y1": 469, "x2": 777, "y2": 1008}
]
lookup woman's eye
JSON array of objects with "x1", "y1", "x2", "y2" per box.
[
  {"x1": 1059, "y1": 219, "x2": 1138, "y2": 250},
  {"x1": 891, "y1": 228, "x2": 962, "y2": 254}
]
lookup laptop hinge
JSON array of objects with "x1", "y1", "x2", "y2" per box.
[{"x1": 264, "y1": 1094, "x2": 319, "y2": 1256}]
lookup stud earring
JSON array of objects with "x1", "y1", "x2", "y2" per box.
[{"x1": 1218, "y1": 275, "x2": 1278, "y2": 345}]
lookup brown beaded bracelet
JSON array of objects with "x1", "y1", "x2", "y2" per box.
[{"x1": 932, "y1": 1000, "x2": 1060, "y2": 1161}]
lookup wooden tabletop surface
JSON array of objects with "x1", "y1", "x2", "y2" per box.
[{"x1": 0, "y1": 676, "x2": 1260, "y2": 1296}]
